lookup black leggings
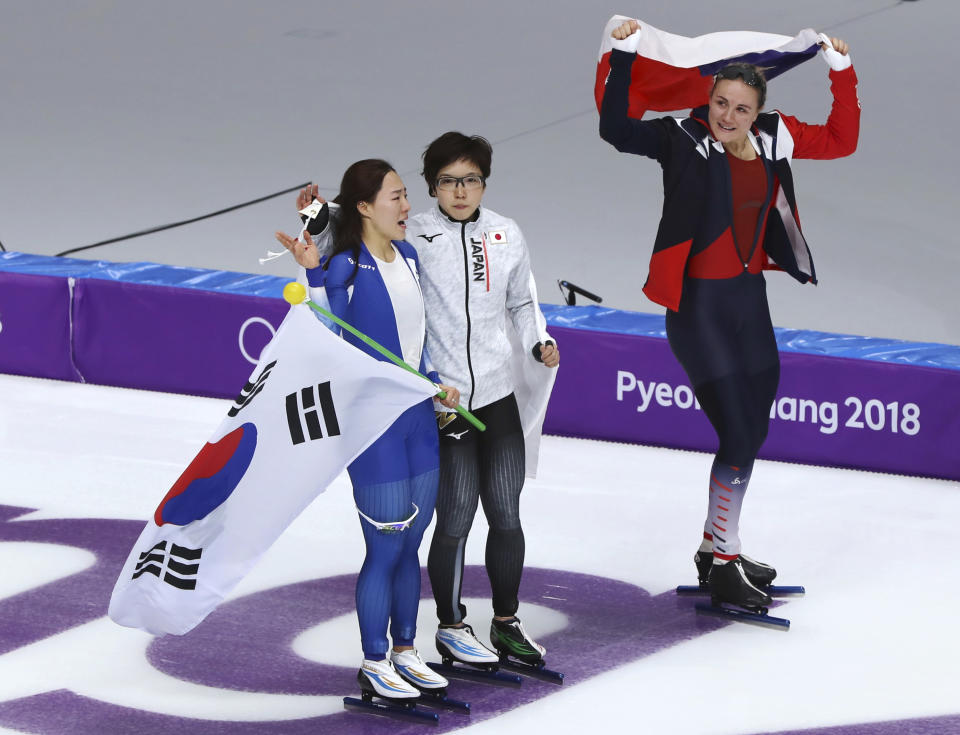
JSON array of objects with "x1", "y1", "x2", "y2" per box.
[
  {"x1": 427, "y1": 394, "x2": 526, "y2": 625},
  {"x1": 666, "y1": 273, "x2": 780, "y2": 465},
  {"x1": 695, "y1": 367, "x2": 779, "y2": 466}
]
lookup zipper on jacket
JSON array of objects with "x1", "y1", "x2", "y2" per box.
[
  {"x1": 743, "y1": 131, "x2": 773, "y2": 268},
  {"x1": 745, "y1": 154, "x2": 775, "y2": 267},
  {"x1": 725, "y1": 131, "x2": 772, "y2": 270},
  {"x1": 459, "y1": 220, "x2": 477, "y2": 411}
]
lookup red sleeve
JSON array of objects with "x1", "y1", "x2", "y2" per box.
[{"x1": 779, "y1": 66, "x2": 860, "y2": 160}]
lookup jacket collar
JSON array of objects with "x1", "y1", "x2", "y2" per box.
[
  {"x1": 686, "y1": 105, "x2": 764, "y2": 157},
  {"x1": 435, "y1": 204, "x2": 482, "y2": 228}
]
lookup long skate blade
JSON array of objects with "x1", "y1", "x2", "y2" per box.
[
  {"x1": 427, "y1": 661, "x2": 522, "y2": 687},
  {"x1": 765, "y1": 585, "x2": 805, "y2": 596},
  {"x1": 497, "y1": 656, "x2": 564, "y2": 685},
  {"x1": 417, "y1": 690, "x2": 471, "y2": 714},
  {"x1": 675, "y1": 583, "x2": 712, "y2": 595},
  {"x1": 343, "y1": 696, "x2": 440, "y2": 724},
  {"x1": 676, "y1": 584, "x2": 805, "y2": 597},
  {"x1": 694, "y1": 602, "x2": 790, "y2": 630}
]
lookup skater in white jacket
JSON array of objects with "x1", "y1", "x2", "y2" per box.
[{"x1": 290, "y1": 132, "x2": 559, "y2": 667}]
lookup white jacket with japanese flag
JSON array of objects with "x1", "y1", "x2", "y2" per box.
[
  {"x1": 406, "y1": 205, "x2": 556, "y2": 478},
  {"x1": 298, "y1": 203, "x2": 557, "y2": 478}
]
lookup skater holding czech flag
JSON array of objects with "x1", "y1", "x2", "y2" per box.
[{"x1": 599, "y1": 18, "x2": 859, "y2": 610}]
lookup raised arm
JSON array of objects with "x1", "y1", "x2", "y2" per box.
[
  {"x1": 781, "y1": 36, "x2": 860, "y2": 160},
  {"x1": 598, "y1": 19, "x2": 669, "y2": 160}
]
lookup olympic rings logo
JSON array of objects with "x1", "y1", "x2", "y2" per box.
[{"x1": 238, "y1": 317, "x2": 277, "y2": 365}]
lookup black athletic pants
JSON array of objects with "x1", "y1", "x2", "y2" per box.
[
  {"x1": 427, "y1": 393, "x2": 526, "y2": 625},
  {"x1": 665, "y1": 273, "x2": 780, "y2": 465}
]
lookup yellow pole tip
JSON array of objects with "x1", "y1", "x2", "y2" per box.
[{"x1": 283, "y1": 282, "x2": 307, "y2": 305}]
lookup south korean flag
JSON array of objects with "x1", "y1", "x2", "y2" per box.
[{"x1": 109, "y1": 303, "x2": 437, "y2": 636}]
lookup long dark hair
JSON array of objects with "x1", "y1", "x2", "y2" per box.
[{"x1": 327, "y1": 159, "x2": 396, "y2": 274}]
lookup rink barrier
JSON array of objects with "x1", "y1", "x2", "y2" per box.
[{"x1": 2, "y1": 251, "x2": 958, "y2": 481}]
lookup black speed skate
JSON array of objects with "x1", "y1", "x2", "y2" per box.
[
  {"x1": 693, "y1": 560, "x2": 791, "y2": 630},
  {"x1": 739, "y1": 554, "x2": 777, "y2": 587},
  {"x1": 708, "y1": 558, "x2": 772, "y2": 611},
  {"x1": 695, "y1": 551, "x2": 777, "y2": 588},
  {"x1": 683, "y1": 555, "x2": 800, "y2": 630},
  {"x1": 490, "y1": 617, "x2": 544, "y2": 665},
  {"x1": 489, "y1": 617, "x2": 564, "y2": 685}
]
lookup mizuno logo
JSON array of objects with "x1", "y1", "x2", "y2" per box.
[
  {"x1": 418, "y1": 233, "x2": 442, "y2": 243},
  {"x1": 445, "y1": 429, "x2": 469, "y2": 440}
]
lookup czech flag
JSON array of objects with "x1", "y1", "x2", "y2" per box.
[{"x1": 595, "y1": 16, "x2": 822, "y2": 116}]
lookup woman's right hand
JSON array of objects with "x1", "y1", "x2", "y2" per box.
[
  {"x1": 274, "y1": 229, "x2": 321, "y2": 269},
  {"x1": 611, "y1": 19, "x2": 640, "y2": 40},
  {"x1": 436, "y1": 384, "x2": 460, "y2": 409},
  {"x1": 296, "y1": 183, "x2": 325, "y2": 212}
]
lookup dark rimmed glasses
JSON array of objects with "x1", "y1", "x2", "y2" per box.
[{"x1": 435, "y1": 174, "x2": 485, "y2": 191}]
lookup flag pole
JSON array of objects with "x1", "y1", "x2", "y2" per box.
[{"x1": 283, "y1": 282, "x2": 486, "y2": 432}]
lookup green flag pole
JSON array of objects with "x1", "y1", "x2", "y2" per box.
[{"x1": 283, "y1": 282, "x2": 486, "y2": 432}]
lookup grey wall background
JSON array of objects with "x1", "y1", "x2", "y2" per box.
[{"x1": 2, "y1": 0, "x2": 956, "y2": 345}]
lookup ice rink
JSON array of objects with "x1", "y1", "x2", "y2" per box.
[
  {"x1": 1, "y1": 373, "x2": 958, "y2": 734},
  {"x1": 2, "y1": 0, "x2": 958, "y2": 732}
]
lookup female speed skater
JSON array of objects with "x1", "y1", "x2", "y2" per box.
[
  {"x1": 275, "y1": 159, "x2": 460, "y2": 702},
  {"x1": 599, "y1": 19, "x2": 859, "y2": 610},
  {"x1": 291, "y1": 132, "x2": 560, "y2": 668}
]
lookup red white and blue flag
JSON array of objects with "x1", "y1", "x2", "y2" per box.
[{"x1": 595, "y1": 16, "x2": 822, "y2": 115}]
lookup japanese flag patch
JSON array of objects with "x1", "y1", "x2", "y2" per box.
[{"x1": 486, "y1": 229, "x2": 507, "y2": 245}]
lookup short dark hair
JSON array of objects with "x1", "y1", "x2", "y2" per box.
[
  {"x1": 422, "y1": 132, "x2": 493, "y2": 196},
  {"x1": 712, "y1": 63, "x2": 767, "y2": 108}
]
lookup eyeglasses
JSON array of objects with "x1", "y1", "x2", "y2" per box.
[
  {"x1": 715, "y1": 64, "x2": 765, "y2": 90},
  {"x1": 435, "y1": 175, "x2": 485, "y2": 191},
  {"x1": 356, "y1": 503, "x2": 420, "y2": 534}
]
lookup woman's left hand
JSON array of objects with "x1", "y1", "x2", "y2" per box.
[
  {"x1": 818, "y1": 35, "x2": 852, "y2": 72},
  {"x1": 540, "y1": 342, "x2": 560, "y2": 368},
  {"x1": 436, "y1": 384, "x2": 460, "y2": 409},
  {"x1": 274, "y1": 229, "x2": 321, "y2": 269}
]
